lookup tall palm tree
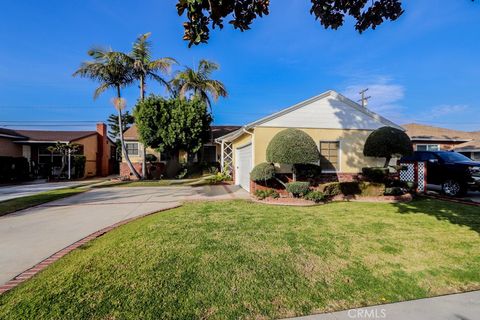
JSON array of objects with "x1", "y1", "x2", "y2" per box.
[
  {"x1": 130, "y1": 32, "x2": 177, "y2": 177},
  {"x1": 131, "y1": 32, "x2": 177, "y2": 100},
  {"x1": 73, "y1": 48, "x2": 141, "y2": 179},
  {"x1": 171, "y1": 59, "x2": 227, "y2": 111}
]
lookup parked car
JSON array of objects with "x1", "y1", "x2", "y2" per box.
[{"x1": 401, "y1": 151, "x2": 480, "y2": 197}]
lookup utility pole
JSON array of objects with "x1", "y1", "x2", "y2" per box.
[{"x1": 358, "y1": 88, "x2": 371, "y2": 108}]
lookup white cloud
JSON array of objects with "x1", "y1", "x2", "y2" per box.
[
  {"x1": 427, "y1": 104, "x2": 469, "y2": 118},
  {"x1": 342, "y1": 77, "x2": 406, "y2": 121}
]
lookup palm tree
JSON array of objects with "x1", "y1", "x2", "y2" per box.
[
  {"x1": 131, "y1": 32, "x2": 177, "y2": 100},
  {"x1": 73, "y1": 48, "x2": 141, "y2": 179},
  {"x1": 130, "y1": 32, "x2": 177, "y2": 177},
  {"x1": 171, "y1": 59, "x2": 227, "y2": 111}
]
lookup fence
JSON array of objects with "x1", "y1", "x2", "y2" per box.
[{"x1": 399, "y1": 161, "x2": 427, "y2": 193}]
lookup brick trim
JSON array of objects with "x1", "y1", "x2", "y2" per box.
[
  {"x1": 0, "y1": 204, "x2": 182, "y2": 295},
  {"x1": 423, "y1": 194, "x2": 480, "y2": 207}
]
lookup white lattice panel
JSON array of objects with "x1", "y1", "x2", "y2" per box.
[{"x1": 400, "y1": 163, "x2": 415, "y2": 182}]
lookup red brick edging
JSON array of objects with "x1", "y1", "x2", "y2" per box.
[
  {"x1": 0, "y1": 205, "x2": 182, "y2": 295},
  {"x1": 423, "y1": 194, "x2": 480, "y2": 207}
]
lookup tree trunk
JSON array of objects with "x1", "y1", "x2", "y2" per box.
[
  {"x1": 384, "y1": 156, "x2": 391, "y2": 168},
  {"x1": 139, "y1": 75, "x2": 147, "y2": 179},
  {"x1": 117, "y1": 87, "x2": 141, "y2": 179}
]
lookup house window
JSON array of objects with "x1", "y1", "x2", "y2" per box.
[
  {"x1": 416, "y1": 144, "x2": 440, "y2": 151},
  {"x1": 125, "y1": 142, "x2": 139, "y2": 156},
  {"x1": 319, "y1": 141, "x2": 340, "y2": 172}
]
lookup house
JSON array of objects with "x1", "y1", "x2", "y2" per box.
[
  {"x1": 403, "y1": 123, "x2": 480, "y2": 160},
  {"x1": 121, "y1": 125, "x2": 241, "y2": 177},
  {"x1": 0, "y1": 123, "x2": 116, "y2": 178},
  {"x1": 215, "y1": 90, "x2": 404, "y2": 191}
]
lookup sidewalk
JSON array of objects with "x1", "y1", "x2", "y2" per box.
[{"x1": 291, "y1": 290, "x2": 480, "y2": 320}]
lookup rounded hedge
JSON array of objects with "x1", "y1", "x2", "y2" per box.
[
  {"x1": 250, "y1": 162, "x2": 275, "y2": 182},
  {"x1": 363, "y1": 126, "x2": 413, "y2": 166},
  {"x1": 266, "y1": 129, "x2": 320, "y2": 164}
]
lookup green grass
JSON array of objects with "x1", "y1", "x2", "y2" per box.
[
  {"x1": 1, "y1": 199, "x2": 479, "y2": 319},
  {"x1": 0, "y1": 186, "x2": 88, "y2": 217}
]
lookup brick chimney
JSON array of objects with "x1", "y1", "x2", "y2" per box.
[{"x1": 96, "y1": 123, "x2": 109, "y2": 176}]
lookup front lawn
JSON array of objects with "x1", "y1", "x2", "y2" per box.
[
  {"x1": 0, "y1": 186, "x2": 88, "y2": 216},
  {"x1": 1, "y1": 199, "x2": 479, "y2": 319}
]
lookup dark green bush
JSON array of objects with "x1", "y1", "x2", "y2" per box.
[
  {"x1": 0, "y1": 156, "x2": 30, "y2": 182},
  {"x1": 145, "y1": 154, "x2": 158, "y2": 163},
  {"x1": 250, "y1": 162, "x2": 275, "y2": 182},
  {"x1": 363, "y1": 126, "x2": 413, "y2": 167},
  {"x1": 362, "y1": 167, "x2": 389, "y2": 182},
  {"x1": 266, "y1": 129, "x2": 319, "y2": 164},
  {"x1": 293, "y1": 163, "x2": 322, "y2": 180},
  {"x1": 320, "y1": 181, "x2": 362, "y2": 196},
  {"x1": 254, "y1": 189, "x2": 279, "y2": 200},
  {"x1": 304, "y1": 190, "x2": 325, "y2": 203},
  {"x1": 384, "y1": 187, "x2": 406, "y2": 196},
  {"x1": 72, "y1": 155, "x2": 86, "y2": 179},
  {"x1": 286, "y1": 181, "x2": 310, "y2": 197}
]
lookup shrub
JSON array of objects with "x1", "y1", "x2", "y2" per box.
[
  {"x1": 304, "y1": 190, "x2": 325, "y2": 203},
  {"x1": 254, "y1": 189, "x2": 279, "y2": 200},
  {"x1": 384, "y1": 187, "x2": 406, "y2": 196},
  {"x1": 250, "y1": 162, "x2": 275, "y2": 182},
  {"x1": 293, "y1": 163, "x2": 322, "y2": 180},
  {"x1": 359, "y1": 182, "x2": 385, "y2": 197},
  {"x1": 362, "y1": 167, "x2": 389, "y2": 182},
  {"x1": 363, "y1": 126, "x2": 413, "y2": 167},
  {"x1": 145, "y1": 154, "x2": 158, "y2": 163},
  {"x1": 266, "y1": 129, "x2": 319, "y2": 165},
  {"x1": 207, "y1": 172, "x2": 230, "y2": 184},
  {"x1": 72, "y1": 155, "x2": 86, "y2": 179},
  {"x1": 320, "y1": 181, "x2": 361, "y2": 196},
  {"x1": 0, "y1": 156, "x2": 30, "y2": 182},
  {"x1": 286, "y1": 181, "x2": 310, "y2": 197}
]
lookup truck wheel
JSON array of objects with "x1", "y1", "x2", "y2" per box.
[{"x1": 441, "y1": 179, "x2": 466, "y2": 197}]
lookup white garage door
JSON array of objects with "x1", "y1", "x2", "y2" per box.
[{"x1": 236, "y1": 144, "x2": 252, "y2": 192}]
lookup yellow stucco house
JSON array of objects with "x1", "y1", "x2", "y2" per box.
[{"x1": 215, "y1": 90, "x2": 404, "y2": 191}]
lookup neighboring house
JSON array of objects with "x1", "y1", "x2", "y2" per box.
[
  {"x1": 215, "y1": 90, "x2": 403, "y2": 191},
  {"x1": 121, "y1": 125, "x2": 241, "y2": 177},
  {"x1": 0, "y1": 123, "x2": 116, "y2": 178},
  {"x1": 403, "y1": 123, "x2": 480, "y2": 160}
]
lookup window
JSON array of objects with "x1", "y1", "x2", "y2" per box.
[
  {"x1": 416, "y1": 144, "x2": 440, "y2": 151},
  {"x1": 319, "y1": 141, "x2": 340, "y2": 172},
  {"x1": 125, "y1": 142, "x2": 139, "y2": 156}
]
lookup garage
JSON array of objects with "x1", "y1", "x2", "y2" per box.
[{"x1": 236, "y1": 143, "x2": 252, "y2": 192}]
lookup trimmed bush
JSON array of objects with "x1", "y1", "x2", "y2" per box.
[
  {"x1": 304, "y1": 190, "x2": 325, "y2": 203},
  {"x1": 359, "y1": 182, "x2": 385, "y2": 197},
  {"x1": 72, "y1": 155, "x2": 86, "y2": 179},
  {"x1": 320, "y1": 181, "x2": 361, "y2": 196},
  {"x1": 384, "y1": 187, "x2": 406, "y2": 196},
  {"x1": 250, "y1": 162, "x2": 275, "y2": 182},
  {"x1": 266, "y1": 129, "x2": 319, "y2": 164},
  {"x1": 293, "y1": 163, "x2": 322, "y2": 180},
  {"x1": 0, "y1": 156, "x2": 30, "y2": 182},
  {"x1": 362, "y1": 167, "x2": 389, "y2": 182},
  {"x1": 254, "y1": 189, "x2": 279, "y2": 200},
  {"x1": 286, "y1": 181, "x2": 310, "y2": 197},
  {"x1": 363, "y1": 126, "x2": 413, "y2": 167},
  {"x1": 145, "y1": 154, "x2": 158, "y2": 163}
]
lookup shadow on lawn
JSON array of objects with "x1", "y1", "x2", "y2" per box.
[{"x1": 392, "y1": 197, "x2": 480, "y2": 234}]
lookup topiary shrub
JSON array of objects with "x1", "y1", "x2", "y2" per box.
[
  {"x1": 286, "y1": 181, "x2": 310, "y2": 197},
  {"x1": 72, "y1": 155, "x2": 86, "y2": 179},
  {"x1": 384, "y1": 187, "x2": 406, "y2": 196},
  {"x1": 320, "y1": 181, "x2": 362, "y2": 196},
  {"x1": 362, "y1": 167, "x2": 389, "y2": 182},
  {"x1": 250, "y1": 162, "x2": 275, "y2": 182},
  {"x1": 304, "y1": 190, "x2": 325, "y2": 203},
  {"x1": 293, "y1": 163, "x2": 322, "y2": 180},
  {"x1": 266, "y1": 129, "x2": 319, "y2": 165},
  {"x1": 363, "y1": 126, "x2": 413, "y2": 167},
  {"x1": 359, "y1": 182, "x2": 385, "y2": 197},
  {"x1": 254, "y1": 189, "x2": 279, "y2": 200}
]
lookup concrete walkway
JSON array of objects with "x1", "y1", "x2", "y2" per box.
[
  {"x1": 292, "y1": 290, "x2": 480, "y2": 320},
  {"x1": 0, "y1": 179, "x2": 103, "y2": 202},
  {"x1": 0, "y1": 185, "x2": 249, "y2": 285}
]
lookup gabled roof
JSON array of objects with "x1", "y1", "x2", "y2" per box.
[
  {"x1": 217, "y1": 90, "x2": 403, "y2": 142},
  {"x1": 403, "y1": 123, "x2": 472, "y2": 142},
  {"x1": 13, "y1": 130, "x2": 97, "y2": 143},
  {"x1": 123, "y1": 125, "x2": 139, "y2": 141},
  {"x1": 454, "y1": 140, "x2": 480, "y2": 152}
]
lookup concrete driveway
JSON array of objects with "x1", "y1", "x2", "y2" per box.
[
  {"x1": 0, "y1": 179, "x2": 102, "y2": 202},
  {"x1": 0, "y1": 185, "x2": 249, "y2": 285}
]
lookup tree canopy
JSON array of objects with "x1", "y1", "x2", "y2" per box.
[
  {"x1": 363, "y1": 126, "x2": 413, "y2": 167},
  {"x1": 133, "y1": 96, "x2": 212, "y2": 155},
  {"x1": 176, "y1": 0, "x2": 404, "y2": 46},
  {"x1": 266, "y1": 129, "x2": 320, "y2": 165}
]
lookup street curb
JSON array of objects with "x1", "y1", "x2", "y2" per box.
[
  {"x1": 423, "y1": 194, "x2": 480, "y2": 206},
  {"x1": 0, "y1": 204, "x2": 182, "y2": 295}
]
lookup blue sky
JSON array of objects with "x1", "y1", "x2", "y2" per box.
[{"x1": 0, "y1": 0, "x2": 479, "y2": 131}]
